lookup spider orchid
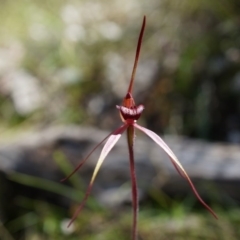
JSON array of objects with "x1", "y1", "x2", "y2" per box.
[{"x1": 62, "y1": 16, "x2": 217, "y2": 240}]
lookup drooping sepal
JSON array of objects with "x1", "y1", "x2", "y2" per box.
[
  {"x1": 134, "y1": 123, "x2": 218, "y2": 220},
  {"x1": 67, "y1": 124, "x2": 128, "y2": 227}
]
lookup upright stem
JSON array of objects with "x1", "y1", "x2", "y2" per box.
[{"x1": 127, "y1": 125, "x2": 138, "y2": 240}]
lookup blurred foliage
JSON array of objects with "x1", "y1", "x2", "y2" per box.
[
  {"x1": 3, "y1": 168, "x2": 240, "y2": 240},
  {"x1": 5, "y1": 203, "x2": 240, "y2": 240},
  {"x1": 0, "y1": 144, "x2": 239, "y2": 240},
  {"x1": 171, "y1": 0, "x2": 240, "y2": 142}
]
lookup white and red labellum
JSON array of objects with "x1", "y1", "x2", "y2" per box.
[{"x1": 116, "y1": 104, "x2": 144, "y2": 121}]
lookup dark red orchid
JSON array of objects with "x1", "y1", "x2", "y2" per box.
[{"x1": 62, "y1": 16, "x2": 217, "y2": 240}]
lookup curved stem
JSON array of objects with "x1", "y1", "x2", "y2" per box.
[{"x1": 127, "y1": 125, "x2": 138, "y2": 240}]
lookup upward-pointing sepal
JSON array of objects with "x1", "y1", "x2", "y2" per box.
[{"x1": 127, "y1": 16, "x2": 146, "y2": 95}]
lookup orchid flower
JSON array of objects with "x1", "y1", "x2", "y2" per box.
[{"x1": 62, "y1": 16, "x2": 217, "y2": 240}]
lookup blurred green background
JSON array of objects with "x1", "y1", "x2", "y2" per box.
[{"x1": 1, "y1": 0, "x2": 240, "y2": 239}]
